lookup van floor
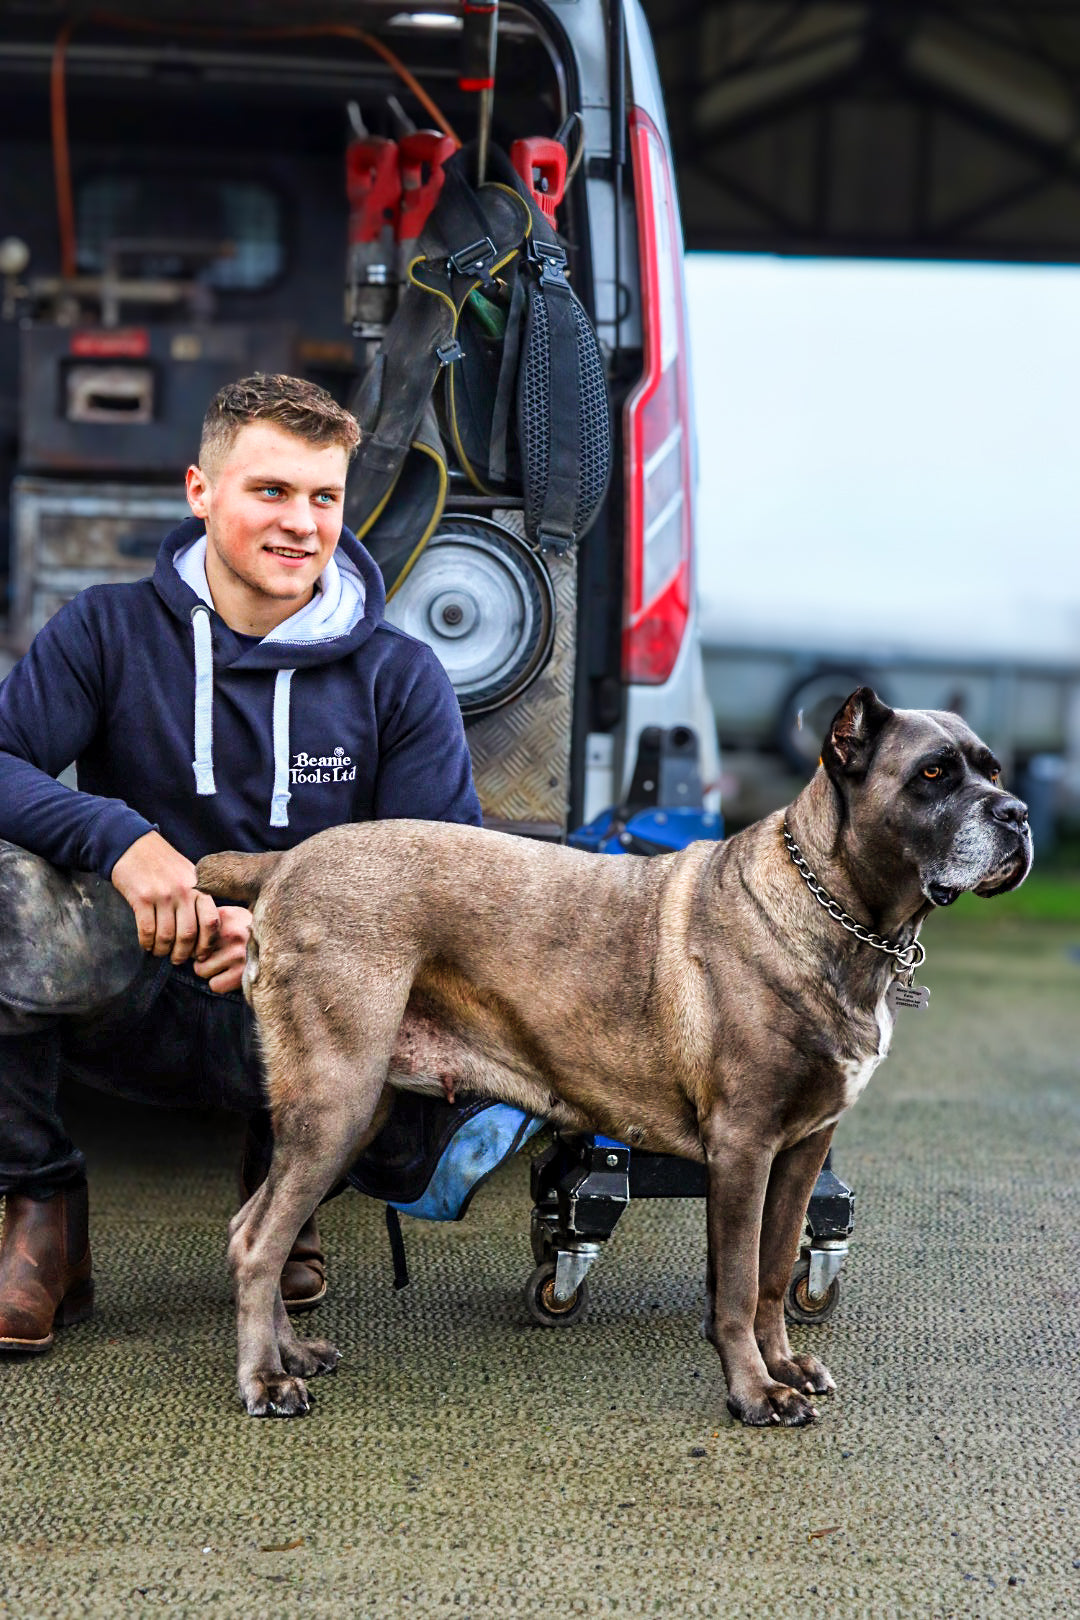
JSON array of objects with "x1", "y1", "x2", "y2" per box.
[{"x1": 1, "y1": 914, "x2": 1077, "y2": 1619}]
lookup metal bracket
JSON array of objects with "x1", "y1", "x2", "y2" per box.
[
  {"x1": 808, "y1": 1239, "x2": 848, "y2": 1299},
  {"x1": 553, "y1": 1243, "x2": 603, "y2": 1304}
]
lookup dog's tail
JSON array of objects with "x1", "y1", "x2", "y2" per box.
[{"x1": 195, "y1": 850, "x2": 284, "y2": 906}]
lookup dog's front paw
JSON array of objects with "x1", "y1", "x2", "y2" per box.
[
  {"x1": 242, "y1": 1372, "x2": 312, "y2": 1418},
  {"x1": 280, "y1": 1337, "x2": 340, "y2": 1379},
  {"x1": 727, "y1": 1379, "x2": 819, "y2": 1428},
  {"x1": 763, "y1": 1351, "x2": 836, "y2": 1398}
]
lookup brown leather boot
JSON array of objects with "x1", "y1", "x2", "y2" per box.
[
  {"x1": 0, "y1": 1182, "x2": 94, "y2": 1354},
  {"x1": 279, "y1": 1210, "x2": 327, "y2": 1314},
  {"x1": 239, "y1": 1133, "x2": 327, "y2": 1314}
]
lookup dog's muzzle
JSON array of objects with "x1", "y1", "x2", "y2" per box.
[
  {"x1": 926, "y1": 792, "x2": 1032, "y2": 906},
  {"x1": 977, "y1": 790, "x2": 1036, "y2": 894},
  {"x1": 972, "y1": 845, "x2": 1032, "y2": 898},
  {"x1": 974, "y1": 794, "x2": 1033, "y2": 898}
]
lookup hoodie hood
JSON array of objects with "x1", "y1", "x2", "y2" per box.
[
  {"x1": 153, "y1": 516, "x2": 388, "y2": 827},
  {"x1": 174, "y1": 532, "x2": 370, "y2": 649}
]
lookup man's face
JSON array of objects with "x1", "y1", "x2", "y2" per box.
[{"x1": 185, "y1": 422, "x2": 349, "y2": 634}]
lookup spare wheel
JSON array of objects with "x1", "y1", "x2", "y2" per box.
[{"x1": 384, "y1": 518, "x2": 556, "y2": 717}]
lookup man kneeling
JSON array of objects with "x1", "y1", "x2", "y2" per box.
[{"x1": 0, "y1": 373, "x2": 479, "y2": 1352}]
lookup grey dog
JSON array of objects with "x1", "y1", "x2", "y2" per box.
[{"x1": 197, "y1": 689, "x2": 1032, "y2": 1427}]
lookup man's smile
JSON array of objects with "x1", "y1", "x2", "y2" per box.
[{"x1": 265, "y1": 544, "x2": 317, "y2": 563}]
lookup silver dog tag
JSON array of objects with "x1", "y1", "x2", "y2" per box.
[{"x1": 888, "y1": 980, "x2": 930, "y2": 1012}]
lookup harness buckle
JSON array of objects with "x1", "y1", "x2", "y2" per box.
[
  {"x1": 527, "y1": 237, "x2": 568, "y2": 287},
  {"x1": 448, "y1": 236, "x2": 497, "y2": 282},
  {"x1": 435, "y1": 339, "x2": 465, "y2": 367},
  {"x1": 535, "y1": 525, "x2": 574, "y2": 554}
]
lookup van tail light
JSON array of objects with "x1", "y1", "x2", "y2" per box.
[{"x1": 622, "y1": 106, "x2": 693, "y2": 685}]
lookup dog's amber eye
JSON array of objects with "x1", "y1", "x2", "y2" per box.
[
  {"x1": 923, "y1": 766, "x2": 942, "y2": 779},
  {"x1": 989, "y1": 770, "x2": 1000, "y2": 784}
]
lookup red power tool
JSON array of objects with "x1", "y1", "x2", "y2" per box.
[
  {"x1": 345, "y1": 128, "x2": 402, "y2": 340},
  {"x1": 397, "y1": 129, "x2": 456, "y2": 277},
  {"x1": 510, "y1": 136, "x2": 568, "y2": 228}
]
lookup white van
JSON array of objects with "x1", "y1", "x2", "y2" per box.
[{"x1": 0, "y1": 0, "x2": 719, "y2": 836}]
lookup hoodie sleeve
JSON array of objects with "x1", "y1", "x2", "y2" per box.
[
  {"x1": 0, "y1": 595, "x2": 156, "y2": 876},
  {"x1": 373, "y1": 643, "x2": 482, "y2": 826}
]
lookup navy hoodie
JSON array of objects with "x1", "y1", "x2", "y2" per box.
[{"x1": 0, "y1": 516, "x2": 481, "y2": 878}]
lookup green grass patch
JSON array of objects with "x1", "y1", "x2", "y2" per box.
[{"x1": 953, "y1": 869, "x2": 1080, "y2": 924}]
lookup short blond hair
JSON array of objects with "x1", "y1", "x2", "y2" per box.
[{"x1": 199, "y1": 374, "x2": 360, "y2": 476}]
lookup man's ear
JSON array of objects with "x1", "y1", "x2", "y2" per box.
[
  {"x1": 185, "y1": 463, "x2": 210, "y2": 521},
  {"x1": 821, "y1": 687, "x2": 894, "y2": 778}
]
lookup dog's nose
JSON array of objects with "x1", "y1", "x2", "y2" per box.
[{"x1": 991, "y1": 794, "x2": 1029, "y2": 831}]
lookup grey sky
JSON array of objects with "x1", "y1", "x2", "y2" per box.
[{"x1": 685, "y1": 253, "x2": 1080, "y2": 667}]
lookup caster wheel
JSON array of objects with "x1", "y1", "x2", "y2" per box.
[
  {"x1": 525, "y1": 1261, "x2": 590, "y2": 1327},
  {"x1": 784, "y1": 1256, "x2": 841, "y2": 1325}
]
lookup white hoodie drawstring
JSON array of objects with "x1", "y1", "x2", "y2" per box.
[
  {"x1": 270, "y1": 669, "x2": 295, "y2": 828},
  {"x1": 191, "y1": 605, "x2": 294, "y2": 824},
  {"x1": 190, "y1": 605, "x2": 216, "y2": 796}
]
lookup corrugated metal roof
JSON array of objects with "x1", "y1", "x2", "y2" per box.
[{"x1": 641, "y1": 0, "x2": 1080, "y2": 260}]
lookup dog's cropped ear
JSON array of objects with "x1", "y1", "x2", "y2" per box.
[{"x1": 821, "y1": 688, "x2": 895, "y2": 779}]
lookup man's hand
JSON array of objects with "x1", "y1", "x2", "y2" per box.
[
  {"x1": 192, "y1": 905, "x2": 252, "y2": 995},
  {"x1": 111, "y1": 830, "x2": 219, "y2": 964}
]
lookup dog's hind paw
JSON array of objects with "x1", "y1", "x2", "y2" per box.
[
  {"x1": 727, "y1": 1380, "x2": 819, "y2": 1428},
  {"x1": 280, "y1": 1338, "x2": 340, "y2": 1379},
  {"x1": 242, "y1": 1373, "x2": 312, "y2": 1418}
]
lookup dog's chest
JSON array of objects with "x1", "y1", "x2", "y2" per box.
[
  {"x1": 815, "y1": 992, "x2": 894, "y2": 1132},
  {"x1": 838, "y1": 1051, "x2": 883, "y2": 1109}
]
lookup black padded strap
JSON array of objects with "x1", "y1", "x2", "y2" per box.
[
  {"x1": 536, "y1": 279, "x2": 582, "y2": 546},
  {"x1": 385, "y1": 1204, "x2": 410, "y2": 1291}
]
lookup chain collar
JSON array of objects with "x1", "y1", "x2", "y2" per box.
[{"x1": 782, "y1": 821, "x2": 926, "y2": 974}]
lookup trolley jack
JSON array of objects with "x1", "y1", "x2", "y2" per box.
[{"x1": 526, "y1": 1133, "x2": 854, "y2": 1329}]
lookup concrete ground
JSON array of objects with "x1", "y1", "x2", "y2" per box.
[{"x1": 0, "y1": 906, "x2": 1077, "y2": 1619}]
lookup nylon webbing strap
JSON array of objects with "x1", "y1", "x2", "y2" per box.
[{"x1": 488, "y1": 273, "x2": 527, "y2": 487}]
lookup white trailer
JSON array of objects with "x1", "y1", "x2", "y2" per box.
[{"x1": 685, "y1": 252, "x2": 1080, "y2": 825}]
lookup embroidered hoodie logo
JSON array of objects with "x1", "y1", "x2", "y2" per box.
[{"x1": 291, "y1": 745, "x2": 356, "y2": 785}]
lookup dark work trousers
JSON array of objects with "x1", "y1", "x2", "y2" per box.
[{"x1": 0, "y1": 956, "x2": 273, "y2": 1200}]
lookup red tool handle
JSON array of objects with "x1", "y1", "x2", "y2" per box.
[
  {"x1": 510, "y1": 137, "x2": 568, "y2": 227},
  {"x1": 398, "y1": 129, "x2": 456, "y2": 244},
  {"x1": 346, "y1": 137, "x2": 402, "y2": 245}
]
